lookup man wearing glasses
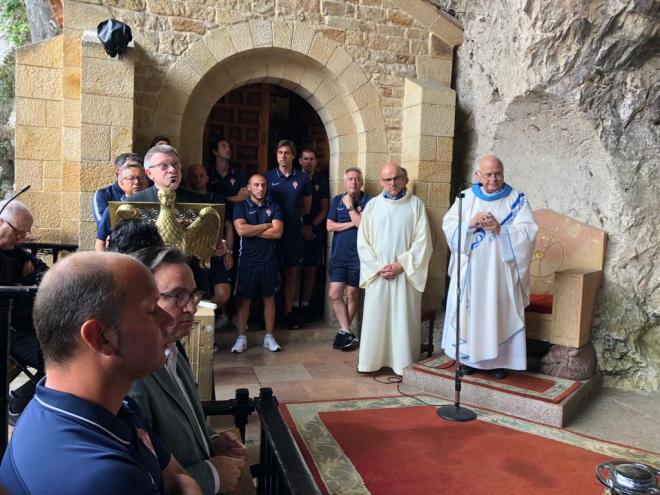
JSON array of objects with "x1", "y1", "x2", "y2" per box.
[
  {"x1": 442, "y1": 155, "x2": 537, "y2": 379},
  {"x1": 128, "y1": 247, "x2": 253, "y2": 495},
  {"x1": 130, "y1": 144, "x2": 208, "y2": 203},
  {"x1": 0, "y1": 199, "x2": 48, "y2": 423},
  {"x1": 357, "y1": 163, "x2": 433, "y2": 376},
  {"x1": 92, "y1": 152, "x2": 143, "y2": 225},
  {"x1": 95, "y1": 162, "x2": 149, "y2": 251}
]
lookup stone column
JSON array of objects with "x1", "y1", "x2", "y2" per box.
[
  {"x1": 78, "y1": 32, "x2": 134, "y2": 249},
  {"x1": 14, "y1": 36, "x2": 64, "y2": 242},
  {"x1": 402, "y1": 78, "x2": 455, "y2": 307}
]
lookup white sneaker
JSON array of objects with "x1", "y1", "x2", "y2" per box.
[
  {"x1": 263, "y1": 334, "x2": 281, "y2": 352},
  {"x1": 214, "y1": 314, "x2": 230, "y2": 330},
  {"x1": 231, "y1": 335, "x2": 247, "y2": 354}
]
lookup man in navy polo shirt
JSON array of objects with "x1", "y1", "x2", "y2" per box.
[
  {"x1": 207, "y1": 137, "x2": 249, "y2": 206},
  {"x1": 232, "y1": 174, "x2": 284, "y2": 353},
  {"x1": 299, "y1": 148, "x2": 330, "y2": 320},
  {"x1": 265, "y1": 140, "x2": 312, "y2": 329},
  {"x1": 0, "y1": 252, "x2": 202, "y2": 495},
  {"x1": 327, "y1": 167, "x2": 371, "y2": 350},
  {"x1": 92, "y1": 152, "x2": 142, "y2": 225}
]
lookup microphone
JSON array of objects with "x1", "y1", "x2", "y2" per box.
[
  {"x1": 456, "y1": 182, "x2": 472, "y2": 199},
  {"x1": 0, "y1": 185, "x2": 31, "y2": 217}
]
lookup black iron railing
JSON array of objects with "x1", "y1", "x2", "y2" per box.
[
  {"x1": 20, "y1": 242, "x2": 78, "y2": 264},
  {"x1": 254, "y1": 388, "x2": 321, "y2": 495}
]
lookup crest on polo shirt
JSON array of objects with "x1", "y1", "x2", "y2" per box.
[
  {"x1": 292, "y1": 181, "x2": 299, "y2": 190},
  {"x1": 315, "y1": 184, "x2": 320, "y2": 191},
  {"x1": 137, "y1": 428, "x2": 157, "y2": 457},
  {"x1": 266, "y1": 209, "x2": 272, "y2": 217},
  {"x1": 230, "y1": 178, "x2": 236, "y2": 186}
]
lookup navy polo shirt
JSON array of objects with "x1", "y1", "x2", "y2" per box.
[
  {"x1": 208, "y1": 166, "x2": 247, "y2": 200},
  {"x1": 93, "y1": 181, "x2": 124, "y2": 225},
  {"x1": 265, "y1": 168, "x2": 312, "y2": 232},
  {"x1": 303, "y1": 173, "x2": 330, "y2": 226},
  {"x1": 328, "y1": 192, "x2": 372, "y2": 268},
  {"x1": 1, "y1": 378, "x2": 170, "y2": 495},
  {"x1": 233, "y1": 198, "x2": 283, "y2": 265}
]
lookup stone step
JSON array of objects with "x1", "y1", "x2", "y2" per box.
[{"x1": 402, "y1": 357, "x2": 601, "y2": 428}]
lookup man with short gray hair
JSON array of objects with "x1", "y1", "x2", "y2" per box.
[
  {"x1": 0, "y1": 199, "x2": 48, "y2": 422},
  {"x1": 92, "y1": 152, "x2": 142, "y2": 225},
  {"x1": 327, "y1": 167, "x2": 371, "y2": 351},
  {"x1": 130, "y1": 144, "x2": 208, "y2": 203}
]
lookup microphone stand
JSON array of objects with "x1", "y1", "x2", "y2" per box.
[{"x1": 438, "y1": 186, "x2": 476, "y2": 422}]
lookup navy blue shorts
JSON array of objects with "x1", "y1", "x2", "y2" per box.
[
  {"x1": 209, "y1": 255, "x2": 232, "y2": 286},
  {"x1": 328, "y1": 265, "x2": 360, "y2": 288},
  {"x1": 278, "y1": 231, "x2": 304, "y2": 267},
  {"x1": 303, "y1": 234, "x2": 325, "y2": 266},
  {"x1": 236, "y1": 263, "x2": 280, "y2": 299}
]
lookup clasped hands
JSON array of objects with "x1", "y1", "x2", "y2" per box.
[
  {"x1": 209, "y1": 431, "x2": 248, "y2": 493},
  {"x1": 380, "y1": 262, "x2": 403, "y2": 280},
  {"x1": 469, "y1": 212, "x2": 500, "y2": 234}
]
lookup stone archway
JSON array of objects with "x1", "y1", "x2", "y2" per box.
[{"x1": 148, "y1": 20, "x2": 388, "y2": 196}]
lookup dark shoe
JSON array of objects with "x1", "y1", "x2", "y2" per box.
[
  {"x1": 284, "y1": 312, "x2": 302, "y2": 329},
  {"x1": 491, "y1": 368, "x2": 508, "y2": 379},
  {"x1": 340, "y1": 332, "x2": 359, "y2": 352},
  {"x1": 333, "y1": 331, "x2": 349, "y2": 349},
  {"x1": 459, "y1": 364, "x2": 478, "y2": 375}
]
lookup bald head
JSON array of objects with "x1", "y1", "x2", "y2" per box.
[
  {"x1": 476, "y1": 155, "x2": 505, "y2": 193},
  {"x1": 379, "y1": 162, "x2": 406, "y2": 196},
  {"x1": 34, "y1": 252, "x2": 153, "y2": 365}
]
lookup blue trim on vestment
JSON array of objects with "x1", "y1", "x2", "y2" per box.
[{"x1": 471, "y1": 183, "x2": 512, "y2": 201}]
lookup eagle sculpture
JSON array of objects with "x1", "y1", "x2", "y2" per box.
[{"x1": 115, "y1": 189, "x2": 222, "y2": 268}]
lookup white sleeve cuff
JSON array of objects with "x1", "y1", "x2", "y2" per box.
[{"x1": 205, "y1": 459, "x2": 220, "y2": 494}]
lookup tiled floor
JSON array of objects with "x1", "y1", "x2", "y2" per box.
[{"x1": 213, "y1": 340, "x2": 402, "y2": 404}]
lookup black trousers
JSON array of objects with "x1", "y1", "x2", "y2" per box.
[{"x1": 10, "y1": 328, "x2": 45, "y2": 413}]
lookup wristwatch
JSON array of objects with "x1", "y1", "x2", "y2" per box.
[{"x1": 226, "y1": 249, "x2": 233, "y2": 255}]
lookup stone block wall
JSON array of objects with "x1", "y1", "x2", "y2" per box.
[
  {"x1": 14, "y1": 36, "x2": 65, "y2": 242},
  {"x1": 17, "y1": 0, "x2": 462, "y2": 305}
]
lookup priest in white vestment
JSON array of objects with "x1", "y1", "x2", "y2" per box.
[
  {"x1": 357, "y1": 163, "x2": 433, "y2": 375},
  {"x1": 441, "y1": 156, "x2": 538, "y2": 377}
]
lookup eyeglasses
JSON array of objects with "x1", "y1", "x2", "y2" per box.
[
  {"x1": 121, "y1": 175, "x2": 147, "y2": 183},
  {"x1": 381, "y1": 175, "x2": 403, "y2": 183},
  {"x1": 478, "y1": 172, "x2": 504, "y2": 180},
  {"x1": 151, "y1": 162, "x2": 181, "y2": 172},
  {"x1": 3, "y1": 218, "x2": 30, "y2": 239},
  {"x1": 159, "y1": 290, "x2": 204, "y2": 308}
]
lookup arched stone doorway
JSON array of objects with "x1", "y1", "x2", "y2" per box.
[
  {"x1": 147, "y1": 22, "x2": 388, "y2": 199},
  {"x1": 202, "y1": 83, "x2": 330, "y2": 178}
]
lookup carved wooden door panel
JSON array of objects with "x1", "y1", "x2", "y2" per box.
[{"x1": 203, "y1": 83, "x2": 267, "y2": 177}]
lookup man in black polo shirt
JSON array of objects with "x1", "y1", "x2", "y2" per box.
[
  {"x1": 232, "y1": 174, "x2": 284, "y2": 353},
  {"x1": 265, "y1": 140, "x2": 312, "y2": 329},
  {"x1": 299, "y1": 147, "x2": 329, "y2": 320},
  {"x1": 207, "y1": 137, "x2": 249, "y2": 206}
]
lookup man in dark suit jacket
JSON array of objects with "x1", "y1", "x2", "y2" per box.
[
  {"x1": 130, "y1": 144, "x2": 208, "y2": 204},
  {"x1": 128, "y1": 247, "x2": 253, "y2": 495},
  {"x1": 129, "y1": 144, "x2": 216, "y2": 296}
]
